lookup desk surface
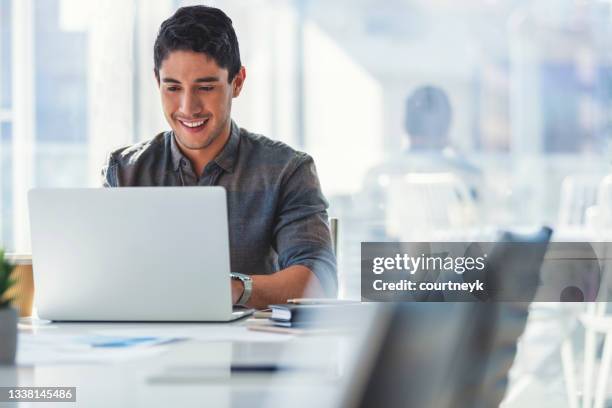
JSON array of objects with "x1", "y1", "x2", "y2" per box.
[
  {"x1": 2, "y1": 318, "x2": 348, "y2": 408},
  {"x1": 3, "y1": 305, "x2": 589, "y2": 408}
]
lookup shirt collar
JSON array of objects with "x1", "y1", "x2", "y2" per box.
[
  {"x1": 214, "y1": 120, "x2": 240, "y2": 173},
  {"x1": 170, "y1": 120, "x2": 240, "y2": 173}
]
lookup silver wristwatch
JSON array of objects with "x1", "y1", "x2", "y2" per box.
[{"x1": 230, "y1": 272, "x2": 253, "y2": 306}]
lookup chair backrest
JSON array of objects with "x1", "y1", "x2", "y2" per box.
[
  {"x1": 595, "y1": 175, "x2": 612, "y2": 229},
  {"x1": 350, "y1": 227, "x2": 553, "y2": 408},
  {"x1": 385, "y1": 172, "x2": 477, "y2": 240},
  {"x1": 558, "y1": 174, "x2": 603, "y2": 229},
  {"x1": 447, "y1": 227, "x2": 553, "y2": 408}
]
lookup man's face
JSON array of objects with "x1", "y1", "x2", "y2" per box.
[{"x1": 157, "y1": 50, "x2": 245, "y2": 150}]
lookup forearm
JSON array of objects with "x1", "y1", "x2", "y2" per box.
[{"x1": 232, "y1": 265, "x2": 325, "y2": 309}]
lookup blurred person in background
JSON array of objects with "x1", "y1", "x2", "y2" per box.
[
  {"x1": 360, "y1": 85, "x2": 484, "y2": 241},
  {"x1": 364, "y1": 85, "x2": 482, "y2": 201}
]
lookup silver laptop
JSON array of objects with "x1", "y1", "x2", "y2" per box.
[{"x1": 28, "y1": 187, "x2": 252, "y2": 322}]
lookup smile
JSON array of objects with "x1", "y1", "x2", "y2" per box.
[{"x1": 178, "y1": 118, "x2": 209, "y2": 131}]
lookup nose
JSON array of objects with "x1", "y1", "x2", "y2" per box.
[{"x1": 179, "y1": 90, "x2": 203, "y2": 117}]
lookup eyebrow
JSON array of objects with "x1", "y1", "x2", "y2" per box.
[{"x1": 161, "y1": 76, "x2": 220, "y2": 84}]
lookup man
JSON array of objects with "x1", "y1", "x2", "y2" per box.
[{"x1": 101, "y1": 5, "x2": 336, "y2": 309}]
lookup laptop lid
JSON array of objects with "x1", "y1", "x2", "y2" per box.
[{"x1": 28, "y1": 187, "x2": 235, "y2": 321}]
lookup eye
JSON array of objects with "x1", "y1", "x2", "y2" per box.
[
  {"x1": 167, "y1": 86, "x2": 180, "y2": 92},
  {"x1": 199, "y1": 86, "x2": 214, "y2": 92}
]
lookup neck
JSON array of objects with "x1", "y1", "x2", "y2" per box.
[{"x1": 179, "y1": 123, "x2": 231, "y2": 177}]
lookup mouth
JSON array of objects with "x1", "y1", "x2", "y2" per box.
[{"x1": 177, "y1": 117, "x2": 210, "y2": 133}]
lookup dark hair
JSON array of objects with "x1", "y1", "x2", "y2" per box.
[
  {"x1": 154, "y1": 5, "x2": 241, "y2": 82},
  {"x1": 405, "y1": 85, "x2": 452, "y2": 143}
]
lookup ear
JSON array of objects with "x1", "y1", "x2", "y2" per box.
[{"x1": 232, "y1": 66, "x2": 246, "y2": 98}]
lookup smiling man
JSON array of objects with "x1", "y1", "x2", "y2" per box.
[{"x1": 101, "y1": 6, "x2": 337, "y2": 309}]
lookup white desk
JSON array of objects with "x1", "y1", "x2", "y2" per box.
[{"x1": 1, "y1": 318, "x2": 349, "y2": 408}]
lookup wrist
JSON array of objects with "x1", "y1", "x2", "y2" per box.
[{"x1": 231, "y1": 279, "x2": 244, "y2": 304}]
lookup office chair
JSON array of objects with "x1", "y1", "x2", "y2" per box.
[
  {"x1": 557, "y1": 174, "x2": 603, "y2": 231},
  {"x1": 385, "y1": 172, "x2": 478, "y2": 241},
  {"x1": 351, "y1": 227, "x2": 553, "y2": 408},
  {"x1": 559, "y1": 176, "x2": 612, "y2": 408}
]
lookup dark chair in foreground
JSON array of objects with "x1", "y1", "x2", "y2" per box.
[{"x1": 351, "y1": 227, "x2": 553, "y2": 408}]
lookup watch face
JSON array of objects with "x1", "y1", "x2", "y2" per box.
[{"x1": 232, "y1": 273, "x2": 251, "y2": 282}]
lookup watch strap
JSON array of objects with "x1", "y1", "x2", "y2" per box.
[{"x1": 231, "y1": 272, "x2": 253, "y2": 306}]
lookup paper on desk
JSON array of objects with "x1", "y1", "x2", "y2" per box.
[
  {"x1": 17, "y1": 333, "x2": 181, "y2": 365},
  {"x1": 93, "y1": 325, "x2": 294, "y2": 343}
]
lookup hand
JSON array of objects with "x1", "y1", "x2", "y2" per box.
[{"x1": 231, "y1": 278, "x2": 245, "y2": 304}]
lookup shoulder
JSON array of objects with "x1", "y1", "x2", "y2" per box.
[
  {"x1": 107, "y1": 132, "x2": 168, "y2": 167},
  {"x1": 238, "y1": 127, "x2": 311, "y2": 171}
]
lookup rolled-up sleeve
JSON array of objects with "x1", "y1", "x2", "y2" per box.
[{"x1": 273, "y1": 154, "x2": 337, "y2": 296}]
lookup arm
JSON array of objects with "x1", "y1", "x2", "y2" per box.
[
  {"x1": 231, "y1": 265, "x2": 324, "y2": 309},
  {"x1": 233, "y1": 154, "x2": 337, "y2": 309}
]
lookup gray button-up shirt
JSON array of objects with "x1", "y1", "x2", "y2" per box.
[{"x1": 101, "y1": 121, "x2": 337, "y2": 295}]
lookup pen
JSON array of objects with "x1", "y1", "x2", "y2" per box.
[{"x1": 230, "y1": 364, "x2": 293, "y2": 373}]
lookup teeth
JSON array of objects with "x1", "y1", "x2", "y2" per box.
[{"x1": 181, "y1": 120, "x2": 205, "y2": 128}]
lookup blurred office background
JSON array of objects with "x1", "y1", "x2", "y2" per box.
[{"x1": 3, "y1": 1, "x2": 612, "y2": 406}]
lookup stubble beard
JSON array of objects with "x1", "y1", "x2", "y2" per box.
[{"x1": 175, "y1": 118, "x2": 226, "y2": 151}]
